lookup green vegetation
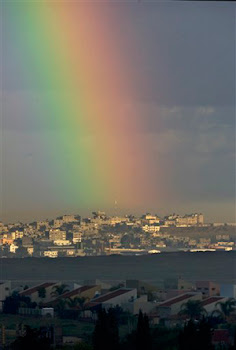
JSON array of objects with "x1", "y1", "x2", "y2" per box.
[
  {"x1": 51, "y1": 284, "x2": 70, "y2": 298},
  {"x1": 179, "y1": 300, "x2": 207, "y2": 319},
  {"x1": 3, "y1": 292, "x2": 37, "y2": 314},
  {"x1": 0, "y1": 313, "x2": 95, "y2": 338},
  {"x1": 2, "y1": 311, "x2": 236, "y2": 350},
  {"x1": 215, "y1": 298, "x2": 236, "y2": 320}
]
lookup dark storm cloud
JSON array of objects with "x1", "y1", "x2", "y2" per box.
[
  {"x1": 121, "y1": 3, "x2": 235, "y2": 106},
  {"x1": 3, "y1": 3, "x2": 235, "y2": 107}
]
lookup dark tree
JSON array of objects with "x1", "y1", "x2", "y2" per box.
[
  {"x1": 151, "y1": 326, "x2": 179, "y2": 350},
  {"x1": 197, "y1": 318, "x2": 213, "y2": 350},
  {"x1": 3, "y1": 292, "x2": 36, "y2": 314},
  {"x1": 231, "y1": 328, "x2": 236, "y2": 350},
  {"x1": 38, "y1": 286, "x2": 46, "y2": 299},
  {"x1": 135, "y1": 310, "x2": 152, "y2": 350},
  {"x1": 179, "y1": 320, "x2": 197, "y2": 350},
  {"x1": 10, "y1": 326, "x2": 51, "y2": 350},
  {"x1": 93, "y1": 308, "x2": 119, "y2": 350},
  {"x1": 179, "y1": 319, "x2": 213, "y2": 350},
  {"x1": 179, "y1": 300, "x2": 206, "y2": 320}
]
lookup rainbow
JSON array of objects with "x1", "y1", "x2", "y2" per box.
[{"x1": 4, "y1": 2, "x2": 157, "y2": 210}]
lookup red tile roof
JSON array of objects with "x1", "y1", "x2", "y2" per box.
[
  {"x1": 20, "y1": 283, "x2": 56, "y2": 296},
  {"x1": 60, "y1": 285, "x2": 97, "y2": 299},
  {"x1": 159, "y1": 294, "x2": 196, "y2": 307},
  {"x1": 201, "y1": 296, "x2": 224, "y2": 306},
  {"x1": 90, "y1": 288, "x2": 133, "y2": 303},
  {"x1": 85, "y1": 288, "x2": 134, "y2": 308}
]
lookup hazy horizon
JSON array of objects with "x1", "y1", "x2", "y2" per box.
[{"x1": 2, "y1": 203, "x2": 236, "y2": 225}]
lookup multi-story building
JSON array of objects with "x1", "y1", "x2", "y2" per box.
[
  {"x1": 107, "y1": 217, "x2": 129, "y2": 226},
  {"x1": 164, "y1": 213, "x2": 203, "y2": 226},
  {"x1": 72, "y1": 232, "x2": 82, "y2": 244},
  {"x1": 141, "y1": 214, "x2": 160, "y2": 225},
  {"x1": 195, "y1": 281, "x2": 220, "y2": 297},
  {"x1": 14, "y1": 230, "x2": 24, "y2": 239},
  {"x1": 176, "y1": 213, "x2": 204, "y2": 226},
  {"x1": 49, "y1": 229, "x2": 66, "y2": 241},
  {"x1": 61, "y1": 215, "x2": 80, "y2": 223}
]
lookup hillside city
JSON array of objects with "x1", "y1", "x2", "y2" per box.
[{"x1": 0, "y1": 212, "x2": 235, "y2": 258}]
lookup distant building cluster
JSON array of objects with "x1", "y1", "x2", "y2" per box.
[
  {"x1": 0, "y1": 212, "x2": 235, "y2": 258},
  {"x1": 163, "y1": 213, "x2": 204, "y2": 227}
]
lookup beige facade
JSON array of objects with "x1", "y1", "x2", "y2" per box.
[
  {"x1": 72, "y1": 232, "x2": 82, "y2": 244},
  {"x1": 20, "y1": 282, "x2": 59, "y2": 303},
  {"x1": 176, "y1": 214, "x2": 204, "y2": 226},
  {"x1": 157, "y1": 293, "x2": 202, "y2": 317},
  {"x1": 49, "y1": 229, "x2": 66, "y2": 241},
  {"x1": 195, "y1": 281, "x2": 220, "y2": 297}
]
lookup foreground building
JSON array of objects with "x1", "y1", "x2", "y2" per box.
[
  {"x1": 86, "y1": 288, "x2": 137, "y2": 311},
  {"x1": 19, "y1": 282, "x2": 59, "y2": 304},
  {"x1": 157, "y1": 293, "x2": 202, "y2": 318}
]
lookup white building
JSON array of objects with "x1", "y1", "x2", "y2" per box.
[
  {"x1": 142, "y1": 225, "x2": 160, "y2": 233},
  {"x1": 201, "y1": 296, "x2": 228, "y2": 314},
  {"x1": 43, "y1": 250, "x2": 58, "y2": 258},
  {"x1": 157, "y1": 293, "x2": 202, "y2": 318},
  {"x1": 88, "y1": 288, "x2": 137, "y2": 310},
  {"x1": 9, "y1": 243, "x2": 19, "y2": 253},
  {"x1": 54, "y1": 240, "x2": 71, "y2": 246}
]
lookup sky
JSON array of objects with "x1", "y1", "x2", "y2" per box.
[{"x1": 0, "y1": 1, "x2": 235, "y2": 223}]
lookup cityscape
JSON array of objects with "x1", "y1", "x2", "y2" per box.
[
  {"x1": 0, "y1": 213, "x2": 235, "y2": 348},
  {"x1": 0, "y1": 212, "x2": 235, "y2": 258},
  {"x1": 1, "y1": 0, "x2": 235, "y2": 348}
]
